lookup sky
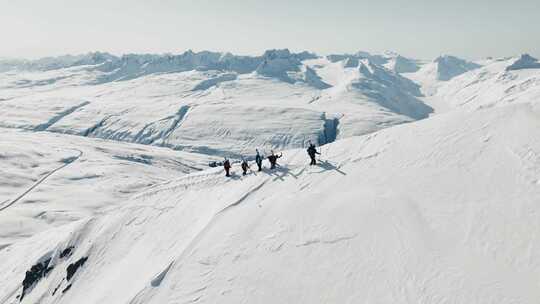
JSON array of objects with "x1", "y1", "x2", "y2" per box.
[{"x1": 1, "y1": 0, "x2": 538, "y2": 60}]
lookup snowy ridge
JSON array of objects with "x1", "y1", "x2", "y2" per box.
[
  {"x1": 1, "y1": 99, "x2": 539, "y2": 303},
  {"x1": 506, "y1": 54, "x2": 540, "y2": 71},
  {"x1": 0, "y1": 129, "x2": 217, "y2": 246},
  {"x1": 327, "y1": 51, "x2": 420, "y2": 74},
  {"x1": 353, "y1": 60, "x2": 431, "y2": 119},
  {"x1": 0, "y1": 49, "x2": 318, "y2": 85},
  {"x1": 383, "y1": 54, "x2": 421, "y2": 73},
  {"x1": 308, "y1": 57, "x2": 432, "y2": 120},
  {"x1": 432, "y1": 55, "x2": 481, "y2": 81},
  {"x1": 419, "y1": 55, "x2": 540, "y2": 111},
  {"x1": 1, "y1": 49, "x2": 540, "y2": 303},
  {"x1": 411, "y1": 55, "x2": 481, "y2": 83},
  {"x1": 0, "y1": 49, "x2": 435, "y2": 157}
]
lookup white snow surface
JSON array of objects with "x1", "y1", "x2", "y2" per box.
[
  {"x1": 0, "y1": 50, "x2": 432, "y2": 158},
  {"x1": 1, "y1": 50, "x2": 540, "y2": 303},
  {"x1": 0, "y1": 129, "x2": 216, "y2": 246},
  {"x1": 406, "y1": 56, "x2": 540, "y2": 113}
]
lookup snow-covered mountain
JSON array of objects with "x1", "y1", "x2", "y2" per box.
[
  {"x1": 0, "y1": 49, "x2": 433, "y2": 158},
  {"x1": 506, "y1": 54, "x2": 540, "y2": 71},
  {"x1": 1, "y1": 49, "x2": 540, "y2": 303},
  {"x1": 410, "y1": 55, "x2": 540, "y2": 112},
  {"x1": 0, "y1": 129, "x2": 216, "y2": 246},
  {"x1": 406, "y1": 55, "x2": 481, "y2": 89}
]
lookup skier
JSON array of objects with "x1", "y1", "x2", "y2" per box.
[
  {"x1": 267, "y1": 150, "x2": 282, "y2": 170},
  {"x1": 255, "y1": 149, "x2": 263, "y2": 171},
  {"x1": 307, "y1": 141, "x2": 321, "y2": 165},
  {"x1": 223, "y1": 158, "x2": 231, "y2": 177},
  {"x1": 241, "y1": 158, "x2": 249, "y2": 176}
]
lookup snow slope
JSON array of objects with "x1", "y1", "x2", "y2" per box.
[
  {"x1": 507, "y1": 54, "x2": 540, "y2": 71},
  {"x1": 419, "y1": 55, "x2": 481, "y2": 82},
  {"x1": 1, "y1": 49, "x2": 540, "y2": 303},
  {"x1": 0, "y1": 49, "x2": 435, "y2": 246},
  {"x1": 1, "y1": 99, "x2": 539, "y2": 303},
  {"x1": 409, "y1": 55, "x2": 540, "y2": 112},
  {"x1": 404, "y1": 55, "x2": 482, "y2": 100},
  {"x1": 383, "y1": 55, "x2": 421, "y2": 73},
  {"x1": 0, "y1": 129, "x2": 217, "y2": 246}
]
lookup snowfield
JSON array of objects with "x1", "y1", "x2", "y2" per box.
[
  {"x1": 0, "y1": 50, "x2": 429, "y2": 155},
  {"x1": 0, "y1": 129, "x2": 216, "y2": 247},
  {"x1": 0, "y1": 50, "x2": 539, "y2": 303}
]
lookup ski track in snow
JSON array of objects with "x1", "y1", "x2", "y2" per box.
[{"x1": 0, "y1": 149, "x2": 82, "y2": 212}]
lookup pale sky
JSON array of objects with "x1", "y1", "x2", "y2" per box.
[{"x1": 1, "y1": 0, "x2": 538, "y2": 60}]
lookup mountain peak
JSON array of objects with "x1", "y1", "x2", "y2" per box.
[
  {"x1": 506, "y1": 54, "x2": 540, "y2": 71},
  {"x1": 432, "y1": 55, "x2": 481, "y2": 81}
]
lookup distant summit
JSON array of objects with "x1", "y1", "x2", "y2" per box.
[
  {"x1": 506, "y1": 54, "x2": 540, "y2": 71},
  {"x1": 255, "y1": 49, "x2": 302, "y2": 83},
  {"x1": 0, "y1": 49, "x2": 323, "y2": 84},
  {"x1": 384, "y1": 55, "x2": 421, "y2": 73},
  {"x1": 326, "y1": 51, "x2": 420, "y2": 74},
  {"x1": 432, "y1": 55, "x2": 481, "y2": 81}
]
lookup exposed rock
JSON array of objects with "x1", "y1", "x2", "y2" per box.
[
  {"x1": 59, "y1": 246, "x2": 75, "y2": 259},
  {"x1": 66, "y1": 257, "x2": 88, "y2": 281},
  {"x1": 20, "y1": 258, "x2": 54, "y2": 301}
]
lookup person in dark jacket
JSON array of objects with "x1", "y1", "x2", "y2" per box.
[
  {"x1": 307, "y1": 141, "x2": 321, "y2": 165},
  {"x1": 241, "y1": 158, "x2": 249, "y2": 176},
  {"x1": 267, "y1": 150, "x2": 282, "y2": 169},
  {"x1": 223, "y1": 158, "x2": 231, "y2": 177},
  {"x1": 255, "y1": 149, "x2": 263, "y2": 171}
]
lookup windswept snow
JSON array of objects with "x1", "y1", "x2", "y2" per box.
[
  {"x1": 1, "y1": 100, "x2": 539, "y2": 303},
  {"x1": 1, "y1": 49, "x2": 540, "y2": 303},
  {"x1": 0, "y1": 129, "x2": 216, "y2": 246},
  {"x1": 405, "y1": 55, "x2": 482, "y2": 98},
  {"x1": 415, "y1": 56, "x2": 540, "y2": 111}
]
